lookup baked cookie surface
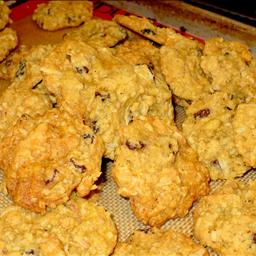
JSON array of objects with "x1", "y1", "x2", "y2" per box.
[
  {"x1": 0, "y1": 28, "x2": 18, "y2": 62},
  {"x1": 113, "y1": 228, "x2": 208, "y2": 256},
  {"x1": 182, "y1": 92, "x2": 249, "y2": 180},
  {"x1": 112, "y1": 117, "x2": 209, "y2": 226},
  {"x1": 0, "y1": 1, "x2": 10, "y2": 30},
  {"x1": 0, "y1": 197, "x2": 117, "y2": 256},
  {"x1": 194, "y1": 180, "x2": 256, "y2": 256},
  {"x1": 0, "y1": 108, "x2": 104, "y2": 212},
  {"x1": 32, "y1": 0, "x2": 93, "y2": 31}
]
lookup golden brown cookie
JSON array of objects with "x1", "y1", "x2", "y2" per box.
[
  {"x1": 32, "y1": 0, "x2": 93, "y2": 31},
  {"x1": 112, "y1": 117, "x2": 209, "y2": 226},
  {"x1": 0, "y1": 108, "x2": 104, "y2": 212}
]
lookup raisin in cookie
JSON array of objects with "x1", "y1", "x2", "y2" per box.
[
  {"x1": 0, "y1": 0, "x2": 10, "y2": 30},
  {"x1": 233, "y1": 103, "x2": 256, "y2": 167},
  {"x1": 0, "y1": 108, "x2": 104, "y2": 212},
  {"x1": 112, "y1": 117, "x2": 209, "y2": 226},
  {"x1": 113, "y1": 228, "x2": 208, "y2": 256},
  {"x1": 182, "y1": 92, "x2": 249, "y2": 180},
  {"x1": 32, "y1": 1, "x2": 93, "y2": 31},
  {"x1": 194, "y1": 180, "x2": 256, "y2": 256},
  {"x1": 0, "y1": 197, "x2": 117, "y2": 256},
  {"x1": 0, "y1": 28, "x2": 18, "y2": 62},
  {"x1": 65, "y1": 19, "x2": 128, "y2": 48}
]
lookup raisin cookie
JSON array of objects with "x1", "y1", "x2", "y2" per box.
[
  {"x1": 0, "y1": 108, "x2": 104, "y2": 212},
  {"x1": 0, "y1": 197, "x2": 117, "y2": 256},
  {"x1": 32, "y1": 1, "x2": 93, "y2": 31},
  {"x1": 0, "y1": 28, "x2": 18, "y2": 62},
  {"x1": 233, "y1": 103, "x2": 256, "y2": 167},
  {"x1": 112, "y1": 117, "x2": 209, "y2": 226},
  {"x1": 0, "y1": 0, "x2": 10, "y2": 30},
  {"x1": 182, "y1": 92, "x2": 249, "y2": 180},
  {"x1": 113, "y1": 228, "x2": 208, "y2": 256},
  {"x1": 65, "y1": 19, "x2": 128, "y2": 48},
  {"x1": 194, "y1": 180, "x2": 256, "y2": 256}
]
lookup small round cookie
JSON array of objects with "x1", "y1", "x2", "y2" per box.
[
  {"x1": 0, "y1": 1, "x2": 10, "y2": 30},
  {"x1": 194, "y1": 180, "x2": 256, "y2": 256},
  {"x1": 182, "y1": 92, "x2": 249, "y2": 180},
  {"x1": 160, "y1": 33, "x2": 211, "y2": 101},
  {"x1": 233, "y1": 103, "x2": 256, "y2": 167},
  {"x1": 113, "y1": 228, "x2": 208, "y2": 256},
  {"x1": 0, "y1": 197, "x2": 117, "y2": 256},
  {"x1": 65, "y1": 19, "x2": 128, "y2": 48},
  {"x1": 0, "y1": 108, "x2": 104, "y2": 212},
  {"x1": 0, "y1": 28, "x2": 18, "y2": 62},
  {"x1": 201, "y1": 37, "x2": 256, "y2": 101},
  {"x1": 0, "y1": 78, "x2": 53, "y2": 141},
  {"x1": 32, "y1": 0, "x2": 93, "y2": 31},
  {"x1": 112, "y1": 117, "x2": 209, "y2": 226}
]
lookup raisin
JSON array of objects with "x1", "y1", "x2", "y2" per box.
[
  {"x1": 66, "y1": 54, "x2": 71, "y2": 61},
  {"x1": 179, "y1": 26, "x2": 187, "y2": 32},
  {"x1": 45, "y1": 169, "x2": 58, "y2": 184},
  {"x1": 52, "y1": 102, "x2": 58, "y2": 108},
  {"x1": 95, "y1": 92, "x2": 110, "y2": 102},
  {"x1": 141, "y1": 29, "x2": 156, "y2": 35},
  {"x1": 75, "y1": 66, "x2": 89, "y2": 74},
  {"x1": 126, "y1": 140, "x2": 145, "y2": 150},
  {"x1": 212, "y1": 159, "x2": 221, "y2": 169},
  {"x1": 253, "y1": 233, "x2": 256, "y2": 243},
  {"x1": 15, "y1": 60, "x2": 26, "y2": 78},
  {"x1": 70, "y1": 158, "x2": 86, "y2": 173},
  {"x1": 24, "y1": 249, "x2": 35, "y2": 255},
  {"x1": 91, "y1": 120, "x2": 99, "y2": 134},
  {"x1": 83, "y1": 133, "x2": 95, "y2": 144},
  {"x1": 194, "y1": 108, "x2": 210, "y2": 119},
  {"x1": 32, "y1": 79, "x2": 43, "y2": 90}
]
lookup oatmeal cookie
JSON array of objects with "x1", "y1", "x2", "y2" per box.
[
  {"x1": 194, "y1": 180, "x2": 256, "y2": 256},
  {"x1": 0, "y1": 28, "x2": 18, "y2": 62},
  {"x1": 201, "y1": 37, "x2": 256, "y2": 101},
  {"x1": 182, "y1": 92, "x2": 249, "y2": 180},
  {"x1": 233, "y1": 103, "x2": 256, "y2": 167},
  {"x1": 0, "y1": 1, "x2": 10, "y2": 30},
  {"x1": 114, "y1": 15, "x2": 175, "y2": 45},
  {"x1": 65, "y1": 19, "x2": 128, "y2": 48},
  {"x1": 32, "y1": 0, "x2": 92, "y2": 31},
  {"x1": 112, "y1": 117, "x2": 209, "y2": 226},
  {"x1": 0, "y1": 197, "x2": 117, "y2": 256},
  {"x1": 160, "y1": 33, "x2": 211, "y2": 101},
  {"x1": 113, "y1": 228, "x2": 208, "y2": 256},
  {"x1": 42, "y1": 39, "x2": 173, "y2": 159},
  {"x1": 0, "y1": 108, "x2": 104, "y2": 212}
]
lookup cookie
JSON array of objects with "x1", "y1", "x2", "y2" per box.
[
  {"x1": 0, "y1": 197, "x2": 117, "y2": 256},
  {"x1": 41, "y1": 39, "x2": 173, "y2": 159},
  {"x1": 114, "y1": 15, "x2": 175, "y2": 45},
  {"x1": 201, "y1": 37, "x2": 256, "y2": 101},
  {"x1": 0, "y1": 28, "x2": 18, "y2": 62},
  {"x1": 112, "y1": 117, "x2": 209, "y2": 226},
  {"x1": 160, "y1": 33, "x2": 211, "y2": 101},
  {"x1": 233, "y1": 103, "x2": 256, "y2": 167},
  {"x1": 32, "y1": 0, "x2": 93, "y2": 31},
  {"x1": 0, "y1": 78, "x2": 53, "y2": 141},
  {"x1": 194, "y1": 180, "x2": 256, "y2": 256},
  {"x1": 0, "y1": 1, "x2": 10, "y2": 30},
  {"x1": 182, "y1": 92, "x2": 249, "y2": 180},
  {"x1": 0, "y1": 108, "x2": 104, "y2": 212},
  {"x1": 65, "y1": 19, "x2": 128, "y2": 48},
  {"x1": 113, "y1": 228, "x2": 208, "y2": 256}
]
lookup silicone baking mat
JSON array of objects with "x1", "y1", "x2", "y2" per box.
[{"x1": 0, "y1": 1, "x2": 256, "y2": 255}]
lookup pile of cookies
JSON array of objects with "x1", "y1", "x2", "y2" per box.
[{"x1": 0, "y1": 1, "x2": 255, "y2": 255}]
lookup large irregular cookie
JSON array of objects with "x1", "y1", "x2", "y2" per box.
[
  {"x1": 201, "y1": 37, "x2": 256, "y2": 101},
  {"x1": 0, "y1": 78, "x2": 53, "y2": 141},
  {"x1": 0, "y1": 108, "x2": 104, "y2": 212},
  {"x1": 0, "y1": 28, "x2": 18, "y2": 62},
  {"x1": 113, "y1": 228, "x2": 208, "y2": 256},
  {"x1": 114, "y1": 15, "x2": 175, "y2": 45},
  {"x1": 65, "y1": 19, "x2": 128, "y2": 48},
  {"x1": 112, "y1": 117, "x2": 209, "y2": 226},
  {"x1": 233, "y1": 103, "x2": 256, "y2": 167},
  {"x1": 161, "y1": 33, "x2": 211, "y2": 102},
  {"x1": 42, "y1": 39, "x2": 173, "y2": 159},
  {"x1": 194, "y1": 180, "x2": 256, "y2": 256},
  {"x1": 182, "y1": 92, "x2": 249, "y2": 180},
  {"x1": 0, "y1": 0, "x2": 10, "y2": 30},
  {"x1": 0, "y1": 197, "x2": 117, "y2": 256},
  {"x1": 32, "y1": 0, "x2": 93, "y2": 31}
]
